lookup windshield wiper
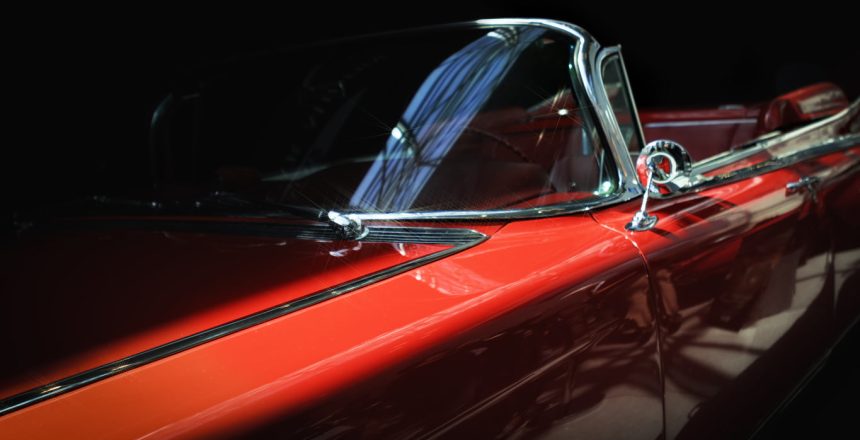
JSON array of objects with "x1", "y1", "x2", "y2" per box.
[
  {"x1": 192, "y1": 192, "x2": 319, "y2": 217},
  {"x1": 198, "y1": 193, "x2": 369, "y2": 240},
  {"x1": 27, "y1": 193, "x2": 370, "y2": 241}
]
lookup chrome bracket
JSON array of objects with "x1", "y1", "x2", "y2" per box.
[
  {"x1": 626, "y1": 209, "x2": 658, "y2": 232},
  {"x1": 626, "y1": 164, "x2": 658, "y2": 232},
  {"x1": 325, "y1": 211, "x2": 370, "y2": 241}
]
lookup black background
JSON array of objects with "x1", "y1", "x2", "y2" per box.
[
  {"x1": 7, "y1": 2, "x2": 858, "y2": 213},
  {"x1": 4, "y1": 2, "x2": 860, "y2": 435}
]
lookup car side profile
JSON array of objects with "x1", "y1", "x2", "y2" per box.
[{"x1": 1, "y1": 18, "x2": 858, "y2": 439}]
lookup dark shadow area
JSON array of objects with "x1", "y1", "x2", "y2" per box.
[
  {"x1": 3, "y1": 4, "x2": 858, "y2": 435},
  {"x1": 0, "y1": 228, "x2": 444, "y2": 399},
  {"x1": 6, "y1": 3, "x2": 858, "y2": 229},
  {"x1": 755, "y1": 272, "x2": 860, "y2": 439}
]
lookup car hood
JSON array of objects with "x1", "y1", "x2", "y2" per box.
[{"x1": 0, "y1": 217, "x2": 493, "y2": 400}]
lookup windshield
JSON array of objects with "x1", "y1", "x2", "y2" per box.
[{"x1": 151, "y1": 25, "x2": 618, "y2": 216}]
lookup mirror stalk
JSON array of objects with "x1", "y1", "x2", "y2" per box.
[
  {"x1": 625, "y1": 139, "x2": 693, "y2": 232},
  {"x1": 626, "y1": 163, "x2": 658, "y2": 232}
]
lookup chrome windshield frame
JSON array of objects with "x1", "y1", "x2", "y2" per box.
[
  {"x1": 336, "y1": 18, "x2": 645, "y2": 222},
  {"x1": 147, "y1": 18, "x2": 643, "y2": 222}
]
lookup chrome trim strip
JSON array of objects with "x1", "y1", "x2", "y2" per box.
[
  {"x1": 644, "y1": 118, "x2": 757, "y2": 128},
  {"x1": 351, "y1": 194, "x2": 620, "y2": 221},
  {"x1": 46, "y1": 219, "x2": 485, "y2": 245},
  {"x1": 0, "y1": 229, "x2": 488, "y2": 416}
]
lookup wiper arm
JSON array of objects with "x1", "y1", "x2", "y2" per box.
[
  {"x1": 28, "y1": 193, "x2": 370, "y2": 241},
  {"x1": 194, "y1": 192, "x2": 320, "y2": 218},
  {"x1": 28, "y1": 195, "x2": 167, "y2": 217}
]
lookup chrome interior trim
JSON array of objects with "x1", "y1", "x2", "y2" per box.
[
  {"x1": 43, "y1": 219, "x2": 487, "y2": 245},
  {"x1": 0, "y1": 229, "x2": 488, "y2": 416},
  {"x1": 644, "y1": 118, "x2": 757, "y2": 128}
]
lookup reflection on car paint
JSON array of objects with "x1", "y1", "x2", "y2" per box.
[{"x1": 594, "y1": 122, "x2": 860, "y2": 438}]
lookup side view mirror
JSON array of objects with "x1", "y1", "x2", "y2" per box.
[{"x1": 626, "y1": 140, "x2": 692, "y2": 232}]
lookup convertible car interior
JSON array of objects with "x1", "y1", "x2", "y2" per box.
[{"x1": 639, "y1": 82, "x2": 850, "y2": 161}]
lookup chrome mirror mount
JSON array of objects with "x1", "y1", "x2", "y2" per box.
[
  {"x1": 625, "y1": 140, "x2": 692, "y2": 232},
  {"x1": 625, "y1": 170, "x2": 658, "y2": 232}
]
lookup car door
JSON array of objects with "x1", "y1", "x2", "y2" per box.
[
  {"x1": 592, "y1": 50, "x2": 857, "y2": 439},
  {"x1": 594, "y1": 160, "x2": 832, "y2": 439},
  {"x1": 811, "y1": 109, "x2": 860, "y2": 334},
  {"x1": 826, "y1": 150, "x2": 860, "y2": 332}
]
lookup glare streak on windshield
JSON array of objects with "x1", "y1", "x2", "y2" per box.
[{"x1": 350, "y1": 27, "x2": 545, "y2": 212}]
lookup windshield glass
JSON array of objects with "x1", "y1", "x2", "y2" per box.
[{"x1": 152, "y1": 25, "x2": 618, "y2": 216}]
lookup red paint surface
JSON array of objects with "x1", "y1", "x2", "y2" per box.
[
  {"x1": 0, "y1": 215, "x2": 664, "y2": 439},
  {"x1": 0, "y1": 218, "x2": 485, "y2": 399},
  {"x1": 594, "y1": 114, "x2": 860, "y2": 438}
]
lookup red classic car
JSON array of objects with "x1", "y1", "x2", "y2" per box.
[{"x1": 1, "y1": 18, "x2": 859, "y2": 439}]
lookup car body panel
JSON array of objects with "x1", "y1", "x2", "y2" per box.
[
  {"x1": 593, "y1": 114, "x2": 860, "y2": 438},
  {"x1": 0, "y1": 219, "x2": 502, "y2": 401},
  {"x1": 0, "y1": 215, "x2": 663, "y2": 439}
]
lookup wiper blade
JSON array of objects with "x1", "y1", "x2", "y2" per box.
[
  {"x1": 24, "y1": 195, "x2": 168, "y2": 217},
  {"x1": 193, "y1": 192, "x2": 320, "y2": 218},
  {"x1": 27, "y1": 193, "x2": 370, "y2": 241},
  {"x1": 199, "y1": 193, "x2": 369, "y2": 240}
]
